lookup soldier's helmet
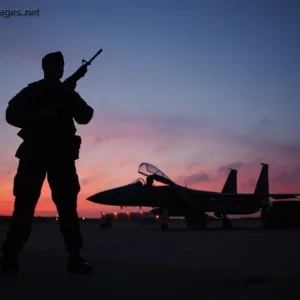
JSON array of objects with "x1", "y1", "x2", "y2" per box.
[
  {"x1": 42, "y1": 52, "x2": 64, "y2": 69},
  {"x1": 42, "y1": 52, "x2": 64, "y2": 79}
]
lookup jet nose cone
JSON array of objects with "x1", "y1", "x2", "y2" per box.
[
  {"x1": 87, "y1": 186, "x2": 126, "y2": 205},
  {"x1": 87, "y1": 183, "x2": 143, "y2": 206},
  {"x1": 86, "y1": 194, "x2": 96, "y2": 202},
  {"x1": 87, "y1": 191, "x2": 110, "y2": 204},
  {"x1": 86, "y1": 194, "x2": 97, "y2": 202}
]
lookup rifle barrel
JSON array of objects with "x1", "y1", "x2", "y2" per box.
[{"x1": 87, "y1": 49, "x2": 103, "y2": 65}]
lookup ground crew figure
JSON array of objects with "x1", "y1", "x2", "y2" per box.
[{"x1": 0, "y1": 52, "x2": 94, "y2": 274}]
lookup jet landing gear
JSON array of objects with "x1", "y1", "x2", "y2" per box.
[
  {"x1": 194, "y1": 214, "x2": 207, "y2": 229},
  {"x1": 185, "y1": 210, "x2": 207, "y2": 229},
  {"x1": 160, "y1": 209, "x2": 169, "y2": 230},
  {"x1": 222, "y1": 215, "x2": 232, "y2": 229}
]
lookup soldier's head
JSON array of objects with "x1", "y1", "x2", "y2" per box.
[{"x1": 42, "y1": 52, "x2": 64, "y2": 80}]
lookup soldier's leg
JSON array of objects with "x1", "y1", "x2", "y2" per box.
[
  {"x1": 1, "y1": 158, "x2": 46, "y2": 272},
  {"x1": 47, "y1": 159, "x2": 92, "y2": 273}
]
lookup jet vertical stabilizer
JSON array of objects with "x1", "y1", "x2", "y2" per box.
[
  {"x1": 221, "y1": 168, "x2": 237, "y2": 194},
  {"x1": 254, "y1": 163, "x2": 269, "y2": 205}
]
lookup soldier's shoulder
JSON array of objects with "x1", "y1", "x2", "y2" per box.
[
  {"x1": 14, "y1": 80, "x2": 45, "y2": 94},
  {"x1": 27, "y1": 79, "x2": 45, "y2": 89},
  {"x1": 8, "y1": 80, "x2": 45, "y2": 105}
]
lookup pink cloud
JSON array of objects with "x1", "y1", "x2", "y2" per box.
[{"x1": 176, "y1": 172, "x2": 210, "y2": 186}]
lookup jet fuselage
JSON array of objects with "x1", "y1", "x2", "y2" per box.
[{"x1": 87, "y1": 182, "x2": 261, "y2": 215}]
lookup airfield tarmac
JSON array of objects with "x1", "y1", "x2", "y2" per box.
[{"x1": 0, "y1": 219, "x2": 300, "y2": 300}]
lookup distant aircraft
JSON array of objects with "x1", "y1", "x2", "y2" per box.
[{"x1": 87, "y1": 163, "x2": 300, "y2": 230}]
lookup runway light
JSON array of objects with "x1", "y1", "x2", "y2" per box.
[{"x1": 155, "y1": 215, "x2": 159, "y2": 220}]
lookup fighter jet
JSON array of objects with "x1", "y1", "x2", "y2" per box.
[
  {"x1": 87, "y1": 166, "x2": 237, "y2": 228},
  {"x1": 150, "y1": 168, "x2": 237, "y2": 228},
  {"x1": 87, "y1": 163, "x2": 300, "y2": 230}
]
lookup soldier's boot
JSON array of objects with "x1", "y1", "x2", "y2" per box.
[
  {"x1": 66, "y1": 253, "x2": 93, "y2": 274},
  {"x1": 0, "y1": 253, "x2": 19, "y2": 274}
]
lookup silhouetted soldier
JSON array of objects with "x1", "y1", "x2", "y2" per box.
[{"x1": 0, "y1": 52, "x2": 94, "y2": 274}]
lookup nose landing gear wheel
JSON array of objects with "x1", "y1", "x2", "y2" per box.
[
  {"x1": 194, "y1": 218, "x2": 207, "y2": 229},
  {"x1": 161, "y1": 222, "x2": 168, "y2": 230},
  {"x1": 222, "y1": 217, "x2": 232, "y2": 229}
]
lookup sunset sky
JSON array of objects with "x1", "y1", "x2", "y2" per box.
[{"x1": 0, "y1": 0, "x2": 299, "y2": 218}]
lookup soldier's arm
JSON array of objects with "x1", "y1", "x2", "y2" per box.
[
  {"x1": 5, "y1": 87, "x2": 40, "y2": 128},
  {"x1": 70, "y1": 91, "x2": 94, "y2": 124}
]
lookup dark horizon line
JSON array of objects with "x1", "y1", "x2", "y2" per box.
[{"x1": 0, "y1": 215, "x2": 260, "y2": 219}]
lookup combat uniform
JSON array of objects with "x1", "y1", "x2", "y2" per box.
[{"x1": 0, "y1": 79, "x2": 94, "y2": 273}]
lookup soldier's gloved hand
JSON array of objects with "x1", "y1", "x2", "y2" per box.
[{"x1": 77, "y1": 65, "x2": 88, "y2": 78}]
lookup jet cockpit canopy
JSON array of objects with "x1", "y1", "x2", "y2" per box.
[{"x1": 138, "y1": 163, "x2": 174, "y2": 185}]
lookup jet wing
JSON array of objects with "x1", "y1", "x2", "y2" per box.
[
  {"x1": 212, "y1": 193, "x2": 300, "y2": 200},
  {"x1": 269, "y1": 194, "x2": 300, "y2": 199}
]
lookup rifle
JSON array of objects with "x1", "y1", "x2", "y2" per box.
[{"x1": 64, "y1": 49, "x2": 103, "y2": 90}]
